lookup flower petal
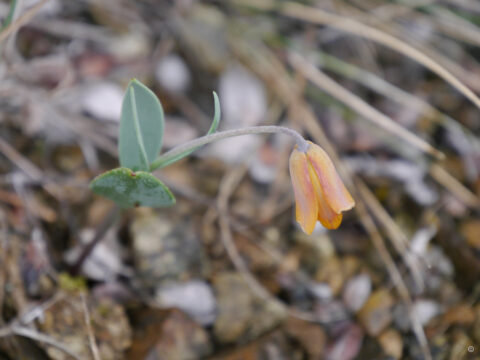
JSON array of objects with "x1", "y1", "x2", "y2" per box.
[
  {"x1": 307, "y1": 163, "x2": 343, "y2": 229},
  {"x1": 306, "y1": 142, "x2": 355, "y2": 214},
  {"x1": 289, "y1": 149, "x2": 318, "y2": 234}
]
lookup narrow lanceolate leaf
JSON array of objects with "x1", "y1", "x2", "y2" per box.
[
  {"x1": 119, "y1": 79, "x2": 165, "y2": 171},
  {"x1": 90, "y1": 168, "x2": 175, "y2": 208},
  {"x1": 151, "y1": 91, "x2": 221, "y2": 170}
]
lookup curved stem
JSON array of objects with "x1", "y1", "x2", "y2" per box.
[{"x1": 150, "y1": 125, "x2": 308, "y2": 171}]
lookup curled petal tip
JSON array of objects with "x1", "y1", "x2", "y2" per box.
[{"x1": 305, "y1": 141, "x2": 355, "y2": 214}]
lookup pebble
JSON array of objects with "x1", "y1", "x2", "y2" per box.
[
  {"x1": 315, "y1": 257, "x2": 344, "y2": 296},
  {"x1": 315, "y1": 300, "x2": 349, "y2": 325},
  {"x1": 204, "y1": 64, "x2": 267, "y2": 164},
  {"x1": 213, "y1": 272, "x2": 286, "y2": 344},
  {"x1": 64, "y1": 228, "x2": 127, "y2": 282},
  {"x1": 460, "y1": 220, "x2": 480, "y2": 250},
  {"x1": 38, "y1": 294, "x2": 131, "y2": 360},
  {"x1": 325, "y1": 324, "x2": 364, "y2": 360},
  {"x1": 108, "y1": 32, "x2": 151, "y2": 61},
  {"x1": 378, "y1": 328, "x2": 403, "y2": 359},
  {"x1": 131, "y1": 211, "x2": 208, "y2": 288},
  {"x1": 82, "y1": 82, "x2": 123, "y2": 122},
  {"x1": 412, "y1": 299, "x2": 441, "y2": 326},
  {"x1": 219, "y1": 64, "x2": 266, "y2": 128},
  {"x1": 342, "y1": 274, "x2": 372, "y2": 313},
  {"x1": 309, "y1": 282, "x2": 333, "y2": 301},
  {"x1": 155, "y1": 54, "x2": 191, "y2": 94},
  {"x1": 149, "y1": 310, "x2": 212, "y2": 360},
  {"x1": 392, "y1": 304, "x2": 410, "y2": 331},
  {"x1": 357, "y1": 289, "x2": 395, "y2": 336},
  {"x1": 155, "y1": 280, "x2": 217, "y2": 325},
  {"x1": 285, "y1": 317, "x2": 326, "y2": 359}
]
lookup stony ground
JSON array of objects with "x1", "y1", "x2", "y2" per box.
[{"x1": 0, "y1": 1, "x2": 479, "y2": 359}]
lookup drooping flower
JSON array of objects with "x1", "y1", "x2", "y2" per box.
[{"x1": 289, "y1": 141, "x2": 355, "y2": 234}]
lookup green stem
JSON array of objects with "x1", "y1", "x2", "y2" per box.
[{"x1": 150, "y1": 125, "x2": 308, "y2": 171}]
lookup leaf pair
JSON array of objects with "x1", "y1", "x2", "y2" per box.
[{"x1": 90, "y1": 79, "x2": 220, "y2": 208}]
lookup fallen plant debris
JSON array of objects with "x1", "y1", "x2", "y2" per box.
[{"x1": 0, "y1": 1, "x2": 479, "y2": 359}]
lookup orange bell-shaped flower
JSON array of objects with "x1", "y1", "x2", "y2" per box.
[{"x1": 289, "y1": 141, "x2": 355, "y2": 234}]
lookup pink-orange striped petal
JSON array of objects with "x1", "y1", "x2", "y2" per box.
[
  {"x1": 289, "y1": 149, "x2": 318, "y2": 234},
  {"x1": 305, "y1": 141, "x2": 355, "y2": 214},
  {"x1": 307, "y1": 163, "x2": 343, "y2": 229}
]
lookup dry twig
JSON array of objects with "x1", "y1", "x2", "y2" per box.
[{"x1": 0, "y1": 0, "x2": 50, "y2": 44}]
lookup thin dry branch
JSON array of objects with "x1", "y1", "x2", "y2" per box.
[
  {"x1": 311, "y1": 51, "x2": 480, "y2": 209},
  {"x1": 430, "y1": 164, "x2": 480, "y2": 209},
  {"x1": 81, "y1": 293, "x2": 101, "y2": 360},
  {"x1": 314, "y1": 51, "x2": 480, "y2": 150},
  {"x1": 354, "y1": 198, "x2": 432, "y2": 360},
  {"x1": 0, "y1": 324, "x2": 81, "y2": 360},
  {"x1": 287, "y1": 51, "x2": 444, "y2": 160},
  {"x1": 0, "y1": 0, "x2": 50, "y2": 44},
  {"x1": 216, "y1": 161, "x2": 332, "y2": 323},
  {"x1": 228, "y1": 33, "x2": 432, "y2": 360},
  {"x1": 357, "y1": 179, "x2": 428, "y2": 289},
  {"x1": 233, "y1": 0, "x2": 480, "y2": 115}
]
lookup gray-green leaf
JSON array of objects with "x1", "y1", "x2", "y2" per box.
[
  {"x1": 119, "y1": 79, "x2": 164, "y2": 171},
  {"x1": 90, "y1": 167, "x2": 175, "y2": 208}
]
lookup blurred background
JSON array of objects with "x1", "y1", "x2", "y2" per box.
[{"x1": 0, "y1": 0, "x2": 479, "y2": 359}]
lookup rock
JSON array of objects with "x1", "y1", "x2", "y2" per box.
[
  {"x1": 149, "y1": 310, "x2": 212, "y2": 360},
  {"x1": 65, "y1": 228, "x2": 128, "y2": 282},
  {"x1": 315, "y1": 300, "x2": 349, "y2": 324},
  {"x1": 205, "y1": 64, "x2": 267, "y2": 164},
  {"x1": 392, "y1": 304, "x2": 410, "y2": 331},
  {"x1": 155, "y1": 280, "x2": 217, "y2": 325},
  {"x1": 309, "y1": 282, "x2": 333, "y2": 301},
  {"x1": 82, "y1": 82, "x2": 123, "y2": 122},
  {"x1": 410, "y1": 226, "x2": 437, "y2": 256},
  {"x1": 425, "y1": 246, "x2": 454, "y2": 278},
  {"x1": 108, "y1": 32, "x2": 151, "y2": 62},
  {"x1": 213, "y1": 272, "x2": 287, "y2": 344},
  {"x1": 174, "y1": 5, "x2": 229, "y2": 72},
  {"x1": 438, "y1": 281, "x2": 462, "y2": 306},
  {"x1": 219, "y1": 64, "x2": 266, "y2": 128},
  {"x1": 131, "y1": 210, "x2": 207, "y2": 288},
  {"x1": 342, "y1": 274, "x2": 372, "y2": 313},
  {"x1": 442, "y1": 303, "x2": 475, "y2": 326},
  {"x1": 357, "y1": 289, "x2": 395, "y2": 336},
  {"x1": 38, "y1": 293, "x2": 131, "y2": 360},
  {"x1": 460, "y1": 220, "x2": 480, "y2": 250},
  {"x1": 285, "y1": 317, "x2": 326, "y2": 359},
  {"x1": 378, "y1": 328, "x2": 403, "y2": 359},
  {"x1": 315, "y1": 257, "x2": 344, "y2": 296},
  {"x1": 155, "y1": 54, "x2": 191, "y2": 94},
  {"x1": 325, "y1": 324, "x2": 364, "y2": 360},
  {"x1": 412, "y1": 299, "x2": 441, "y2": 326}
]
